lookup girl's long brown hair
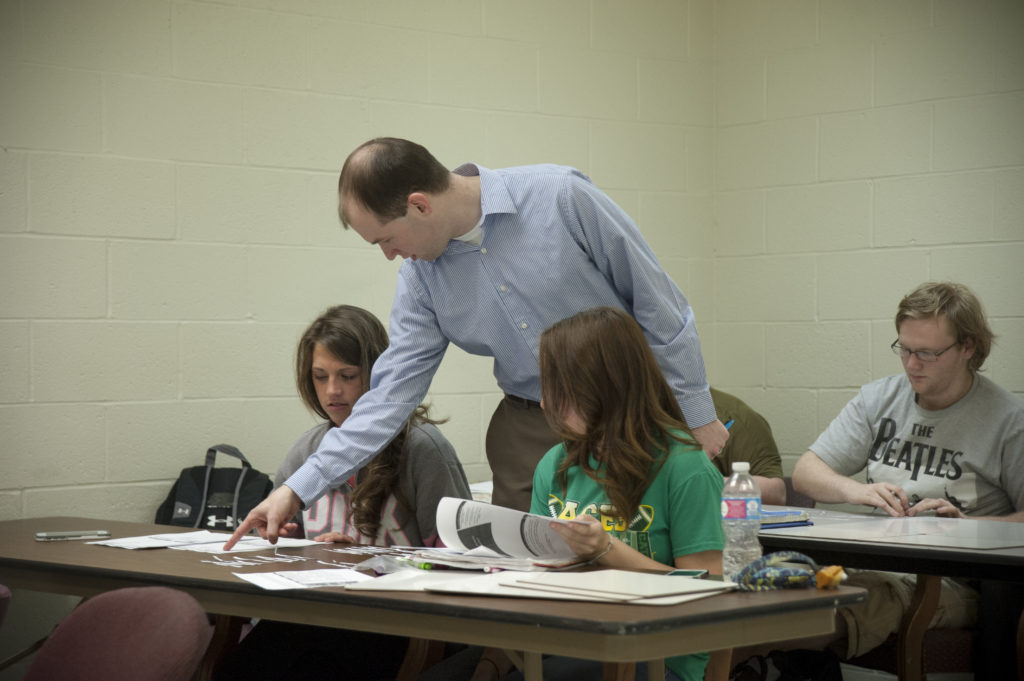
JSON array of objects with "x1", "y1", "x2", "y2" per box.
[
  {"x1": 296, "y1": 305, "x2": 442, "y2": 540},
  {"x1": 539, "y1": 306, "x2": 696, "y2": 522}
]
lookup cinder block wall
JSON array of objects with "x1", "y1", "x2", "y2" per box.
[
  {"x1": 0, "y1": 1, "x2": 711, "y2": 670},
  {"x1": 711, "y1": 0, "x2": 1024, "y2": 473},
  {"x1": 1, "y1": 0, "x2": 1022, "y2": 521},
  {"x1": 0, "y1": 0, "x2": 1022, "y2": 673},
  {"x1": 0, "y1": 0, "x2": 714, "y2": 522}
]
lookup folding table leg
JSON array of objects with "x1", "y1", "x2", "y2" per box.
[
  {"x1": 601, "y1": 662, "x2": 635, "y2": 681},
  {"x1": 897, "y1": 574, "x2": 940, "y2": 681}
]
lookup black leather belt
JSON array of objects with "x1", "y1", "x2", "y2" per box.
[{"x1": 504, "y1": 393, "x2": 541, "y2": 409}]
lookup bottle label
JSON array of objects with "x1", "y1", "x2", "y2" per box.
[{"x1": 721, "y1": 498, "x2": 761, "y2": 520}]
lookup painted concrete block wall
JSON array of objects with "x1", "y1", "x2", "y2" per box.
[
  {"x1": 712, "y1": 0, "x2": 1024, "y2": 472},
  {"x1": 0, "y1": 0, "x2": 1020, "y2": 525},
  {"x1": 0, "y1": 0, "x2": 1021, "y2": 673},
  {"x1": 0, "y1": 0, "x2": 713, "y2": 527}
]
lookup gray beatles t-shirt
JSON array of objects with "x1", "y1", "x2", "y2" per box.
[{"x1": 810, "y1": 374, "x2": 1024, "y2": 517}]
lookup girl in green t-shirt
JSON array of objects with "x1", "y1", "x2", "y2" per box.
[{"x1": 531, "y1": 306, "x2": 726, "y2": 681}]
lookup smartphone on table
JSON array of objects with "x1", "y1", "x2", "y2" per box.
[{"x1": 35, "y1": 530, "x2": 111, "y2": 542}]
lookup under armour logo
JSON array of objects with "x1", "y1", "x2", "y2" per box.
[
  {"x1": 206, "y1": 515, "x2": 235, "y2": 529},
  {"x1": 172, "y1": 502, "x2": 192, "y2": 519}
]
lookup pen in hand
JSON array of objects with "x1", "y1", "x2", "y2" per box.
[{"x1": 724, "y1": 419, "x2": 735, "y2": 430}]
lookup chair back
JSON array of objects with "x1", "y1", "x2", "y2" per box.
[
  {"x1": 23, "y1": 586, "x2": 211, "y2": 681},
  {"x1": 0, "y1": 584, "x2": 10, "y2": 629},
  {"x1": 784, "y1": 476, "x2": 817, "y2": 509}
]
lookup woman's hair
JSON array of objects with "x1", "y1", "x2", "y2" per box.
[
  {"x1": 895, "y1": 281, "x2": 994, "y2": 373},
  {"x1": 538, "y1": 306, "x2": 695, "y2": 522},
  {"x1": 295, "y1": 304, "x2": 442, "y2": 539},
  {"x1": 337, "y1": 137, "x2": 451, "y2": 227}
]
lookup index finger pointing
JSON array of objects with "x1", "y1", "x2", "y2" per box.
[{"x1": 222, "y1": 517, "x2": 260, "y2": 551}]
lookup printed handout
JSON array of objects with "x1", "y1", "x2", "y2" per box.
[
  {"x1": 88, "y1": 529, "x2": 317, "y2": 553},
  {"x1": 417, "y1": 497, "x2": 579, "y2": 570}
]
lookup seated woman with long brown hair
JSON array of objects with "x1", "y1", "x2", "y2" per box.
[{"x1": 216, "y1": 304, "x2": 470, "y2": 681}]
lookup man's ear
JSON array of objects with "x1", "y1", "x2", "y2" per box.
[
  {"x1": 407, "y1": 193, "x2": 432, "y2": 216},
  {"x1": 961, "y1": 337, "x2": 976, "y2": 359}
]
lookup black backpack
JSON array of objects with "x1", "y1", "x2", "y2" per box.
[{"x1": 154, "y1": 444, "x2": 273, "y2": 530}]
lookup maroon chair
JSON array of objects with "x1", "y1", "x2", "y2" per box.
[
  {"x1": 846, "y1": 628, "x2": 976, "y2": 675},
  {"x1": 23, "y1": 586, "x2": 212, "y2": 681}
]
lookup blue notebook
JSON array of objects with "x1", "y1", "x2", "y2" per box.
[{"x1": 760, "y1": 508, "x2": 813, "y2": 528}]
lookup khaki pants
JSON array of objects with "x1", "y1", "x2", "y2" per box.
[
  {"x1": 485, "y1": 396, "x2": 560, "y2": 512},
  {"x1": 839, "y1": 569, "x2": 978, "y2": 658}
]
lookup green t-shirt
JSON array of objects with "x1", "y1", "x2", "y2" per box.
[{"x1": 530, "y1": 431, "x2": 725, "y2": 681}]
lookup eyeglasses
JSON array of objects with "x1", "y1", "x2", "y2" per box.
[{"x1": 890, "y1": 339, "x2": 959, "y2": 362}]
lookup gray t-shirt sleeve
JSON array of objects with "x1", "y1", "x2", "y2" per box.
[
  {"x1": 809, "y1": 385, "x2": 877, "y2": 477},
  {"x1": 1002, "y1": 426, "x2": 1024, "y2": 513}
]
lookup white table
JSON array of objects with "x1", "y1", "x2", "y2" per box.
[{"x1": 759, "y1": 507, "x2": 1024, "y2": 681}]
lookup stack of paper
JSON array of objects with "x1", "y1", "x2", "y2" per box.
[
  {"x1": 427, "y1": 569, "x2": 735, "y2": 605},
  {"x1": 412, "y1": 546, "x2": 578, "y2": 572}
]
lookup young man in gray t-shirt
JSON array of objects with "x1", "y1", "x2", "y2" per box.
[
  {"x1": 797, "y1": 282, "x2": 1023, "y2": 521},
  {"x1": 730, "y1": 282, "x2": 1023, "y2": 672},
  {"x1": 793, "y1": 282, "x2": 1023, "y2": 661}
]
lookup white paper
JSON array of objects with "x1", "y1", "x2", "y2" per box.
[
  {"x1": 426, "y1": 571, "x2": 730, "y2": 605},
  {"x1": 169, "y1": 536, "x2": 317, "y2": 553},
  {"x1": 412, "y1": 546, "x2": 551, "y2": 572},
  {"x1": 88, "y1": 530, "x2": 317, "y2": 553},
  {"x1": 234, "y1": 568, "x2": 371, "y2": 590},
  {"x1": 435, "y1": 497, "x2": 576, "y2": 562},
  {"x1": 345, "y1": 569, "x2": 471, "y2": 592},
  {"x1": 506, "y1": 569, "x2": 736, "y2": 599},
  {"x1": 88, "y1": 530, "x2": 232, "y2": 550}
]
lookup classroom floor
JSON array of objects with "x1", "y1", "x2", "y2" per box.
[{"x1": 839, "y1": 664, "x2": 972, "y2": 681}]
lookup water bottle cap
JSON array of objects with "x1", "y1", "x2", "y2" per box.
[{"x1": 732, "y1": 462, "x2": 750, "y2": 473}]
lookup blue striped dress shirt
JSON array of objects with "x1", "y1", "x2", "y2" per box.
[{"x1": 286, "y1": 163, "x2": 714, "y2": 506}]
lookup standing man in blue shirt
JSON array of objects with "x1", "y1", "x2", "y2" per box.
[{"x1": 225, "y1": 137, "x2": 728, "y2": 549}]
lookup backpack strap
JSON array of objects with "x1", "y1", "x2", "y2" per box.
[
  {"x1": 196, "y1": 445, "x2": 253, "y2": 530},
  {"x1": 204, "y1": 444, "x2": 252, "y2": 468}
]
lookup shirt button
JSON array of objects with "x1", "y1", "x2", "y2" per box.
[
  {"x1": 499, "y1": 285, "x2": 507, "y2": 292},
  {"x1": 481, "y1": 247, "x2": 488, "y2": 254},
  {"x1": 521, "y1": 323, "x2": 528, "y2": 329}
]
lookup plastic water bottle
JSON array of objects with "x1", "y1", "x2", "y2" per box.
[{"x1": 721, "y1": 461, "x2": 762, "y2": 581}]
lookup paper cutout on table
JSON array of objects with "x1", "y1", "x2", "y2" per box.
[
  {"x1": 202, "y1": 553, "x2": 311, "y2": 568},
  {"x1": 234, "y1": 567, "x2": 372, "y2": 590}
]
